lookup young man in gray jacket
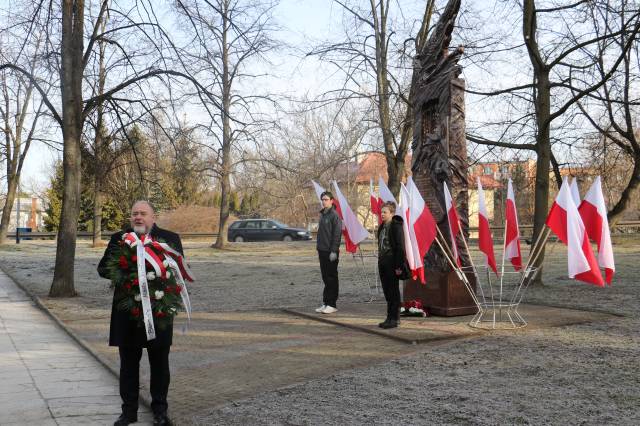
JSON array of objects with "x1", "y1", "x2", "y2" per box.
[{"x1": 315, "y1": 191, "x2": 343, "y2": 314}]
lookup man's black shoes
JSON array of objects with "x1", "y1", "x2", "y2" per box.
[
  {"x1": 153, "y1": 413, "x2": 173, "y2": 426},
  {"x1": 114, "y1": 413, "x2": 137, "y2": 426},
  {"x1": 379, "y1": 319, "x2": 399, "y2": 329}
]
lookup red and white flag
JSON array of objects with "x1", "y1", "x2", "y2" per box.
[
  {"x1": 477, "y1": 177, "x2": 498, "y2": 274},
  {"x1": 443, "y1": 182, "x2": 462, "y2": 266},
  {"x1": 370, "y1": 178, "x2": 382, "y2": 225},
  {"x1": 504, "y1": 179, "x2": 522, "y2": 271},
  {"x1": 570, "y1": 178, "x2": 581, "y2": 206},
  {"x1": 406, "y1": 177, "x2": 437, "y2": 283},
  {"x1": 311, "y1": 180, "x2": 325, "y2": 208},
  {"x1": 332, "y1": 181, "x2": 369, "y2": 253},
  {"x1": 378, "y1": 176, "x2": 397, "y2": 204},
  {"x1": 578, "y1": 176, "x2": 615, "y2": 284},
  {"x1": 546, "y1": 177, "x2": 604, "y2": 286},
  {"x1": 399, "y1": 184, "x2": 417, "y2": 275}
]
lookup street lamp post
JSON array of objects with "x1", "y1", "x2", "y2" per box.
[{"x1": 15, "y1": 183, "x2": 21, "y2": 244}]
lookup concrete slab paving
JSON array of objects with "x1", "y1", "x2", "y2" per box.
[
  {"x1": 284, "y1": 301, "x2": 617, "y2": 344},
  {"x1": 0, "y1": 269, "x2": 153, "y2": 425}
]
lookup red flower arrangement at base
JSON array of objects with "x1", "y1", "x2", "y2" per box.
[{"x1": 400, "y1": 299, "x2": 429, "y2": 317}]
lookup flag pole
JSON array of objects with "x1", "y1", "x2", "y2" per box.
[
  {"x1": 524, "y1": 224, "x2": 549, "y2": 271},
  {"x1": 433, "y1": 235, "x2": 481, "y2": 308},
  {"x1": 436, "y1": 226, "x2": 457, "y2": 264},
  {"x1": 456, "y1": 221, "x2": 486, "y2": 305},
  {"x1": 511, "y1": 227, "x2": 551, "y2": 305},
  {"x1": 498, "y1": 217, "x2": 509, "y2": 320},
  {"x1": 434, "y1": 227, "x2": 481, "y2": 308}
]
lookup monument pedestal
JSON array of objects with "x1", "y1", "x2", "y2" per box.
[{"x1": 403, "y1": 271, "x2": 477, "y2": 317}]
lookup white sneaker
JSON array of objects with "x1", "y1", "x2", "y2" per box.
[
  {"x1": 315, "y1": 305, "x2": 326, "y2": 313},
  {"x1": 321, "y1": 306, "x2": 338, "y2": 314}
]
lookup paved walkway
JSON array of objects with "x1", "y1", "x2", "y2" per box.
[{"x1": 0, "y1": 269, "x2": 152, "y2": 425}]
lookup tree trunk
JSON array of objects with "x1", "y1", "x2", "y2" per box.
[
  {"x1": 522, "y1": 0, "x2": 551, "y2": 286},
  {"x1": 530, "y1": 69, "x2": 551, "y2": 286},
  {"x1": 92, "y1": 178, "x2": 103, "y2": 247},
  {"x1": 372, "y1": 1, "x2": 402, "y2": 198},
  {"x1": 0, "y1": 176, "x2": 18, "y2": 244},
  {"x1": 50, "y1": 0, "x2": 84, "y2": 297},
  {"x1": 214, "y1": 1, "x2": 231, "y2": 249},
  {"x1": 92, "y1": 29, "x2": 107, "y2": 248},
  {"x1": 608, "y1": 157, "x2": 640, "y2": 227}
]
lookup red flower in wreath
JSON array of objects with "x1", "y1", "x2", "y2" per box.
[
  {"x1": 119, "y1": 256, "x2": 128, "y2": 269},
  {"x1": 132, "y1": 278, "x2": 139, "y2": 286},
  {"x1": 131, "y1": 307, "x2": 141, "y2": 317},
  {"x1": 154, "y1": 311, "x2": 167, "y2": 318},
  {"x1": 131, "y1": 255, "x2": 137, "y2": 262},
  {"x1": 175, "y1": 285, "x2": 182, "y2": 294},
  {"x1": 124, "y1": 283, "x2": 132, "y2": 291}
]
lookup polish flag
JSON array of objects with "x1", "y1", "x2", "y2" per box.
[
  {"x1": 570, "y1": 178, "x2": 581, "y2": 206},
  {"x1": 578, "y1": 176, "x2": 615, "y2": 284},
  {"x1": 370, "y1": 179, "x2": 382, "y2": 225},
  {"x1": 406, "y1": 177, "x2": 437, "y2": 283},
  {"x1": 399, "y1": 184, "x2": 417, "y2": 275},
  {"x1": 504, "y1": 179, "x2": 522, "y2": 271},
  {"x1": 443, "y1": 182, "x2": 461, "y2": 266},
  {"x1": 378, "y1": 176, "x2": 397, "y2": 204},
  {"x1": 332, "y1": 181, "x2": 369, "y2": 253},
  {"x1": 546, "y1": 177, "x2": 604, "y2": 286},
  {"x1": 477, "y1": 178, "x2": 497, "y2": 274},
  {"x1": 311, "y1": 180, "x2": 325, "y2": 208}
]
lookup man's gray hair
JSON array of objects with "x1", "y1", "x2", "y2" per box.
[{"x1": 132, "y1": 200, "x2": 156, "y2": 213}]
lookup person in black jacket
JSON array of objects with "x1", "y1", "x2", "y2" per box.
[
  {"x1": 315, "y1": 191, "x2": 343, "y2": 314},
  {"x1": 377, "y1": 201, "x2": 406, "y2": 329},
  {"x1": 98, "y1": 200, "x2": 181, "y2": 426}
]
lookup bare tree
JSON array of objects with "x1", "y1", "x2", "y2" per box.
[
  {"x1": 308, "y1": 0, "x2": 435, "y2": 197},
  {"x1": 0, "y1": 14, "x2": 49, "y2": 244},
  {"x1": 238, "y1": 103, "x2": 370, "y2": 226},
  {"x1": 174, "y1": 0, "x2": 279, "y2": 248},
  {"x1": 465, "y1": 0, "x2": 640, "y2": 280},
  {"x1": 574, "y1": 0, "x2": 640, "y2": 226},
  {"x1": 0, "y1": 0, "x2": 224, "y2": 296}
]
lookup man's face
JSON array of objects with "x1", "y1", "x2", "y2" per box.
[
  {"x1": 380, "y1": 207, "x2": 393, "y2": 223},
  {"x1": 321, "y1": 195, "x2": 333, "y2": 209},
  {"x1": 130, "y1": 202, "x2": 155, "y2": 233}
]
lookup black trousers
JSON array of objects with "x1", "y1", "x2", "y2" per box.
[
  {"x1": 378, "y1": 257, "x2": 400, "y2": 321},
  {"x1": 318, "y1": 250, "x2": 339, "y2": 307},
  {"x1": 119, "y1": 345, "x2": 171, "y2": 416}
]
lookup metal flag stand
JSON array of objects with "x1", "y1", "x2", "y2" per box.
[
  {"x1": 351, "y1": 244, "x2": 380, "y2": 302},
  {"x1": 467, "y1": 265, "x2": 537, "y2": 329},
  {"x1": 468, "y1": 227, "x2": 552, "y2": 329}
]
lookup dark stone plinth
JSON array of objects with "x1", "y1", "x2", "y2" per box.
[{"x1": 403, "y1": 271, "x2": 477, "y2": 317}]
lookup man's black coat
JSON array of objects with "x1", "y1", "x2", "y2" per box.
[{"x1": 98, "y1": 224, "x2": 183, "y2": 348}]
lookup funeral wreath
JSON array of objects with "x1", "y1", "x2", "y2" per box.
[{"x1": 105, "y1": 232, "x2": 193, "y2": 330}]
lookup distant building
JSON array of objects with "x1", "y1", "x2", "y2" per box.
[
  {"x1": 467, "y1": 160, "x2": 536, "y2": 226},
  {"x1": 0, "y1": 196, "x2": 46, "y2": 231},
  {"x1": 332, "y1": 152, "x2": 412, "y2": 230}
]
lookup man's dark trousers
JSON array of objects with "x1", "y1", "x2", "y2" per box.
[
  {"x1": 378, "y1": 257, "x2": 400, "y2": 321},
  {"x1": 119, "y1": 345, "x2": 170, "y2": 417},
  {"x1": 318, "y1": 250, "x2": 339, "y2": 308}
]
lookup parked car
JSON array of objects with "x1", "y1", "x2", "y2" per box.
[{"x1": 227, "y1": 219, "x2": 312, "y2": 242}]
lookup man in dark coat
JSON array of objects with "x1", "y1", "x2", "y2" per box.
[
  {"x1": 98, "y1": 200, "x2": 182, "y2": 426},
  {"x1": 315, "y1": 191, "x2": 343, "y2": 314},
  {"x1": 377, "y1": 201, "x2": 406, "y2": 329}
]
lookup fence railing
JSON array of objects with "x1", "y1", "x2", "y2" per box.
[{"x1": 7, "y1": 221, "x2": 640, "y2": 241}]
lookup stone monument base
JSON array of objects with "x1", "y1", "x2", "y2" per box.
[{"x1": 403, "y1": 270, "x2": 478, "y2": 317}]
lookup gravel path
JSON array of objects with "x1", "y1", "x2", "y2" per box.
[{"x1": 0, "y1": 239, "x2": 638, "y2": 425}]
